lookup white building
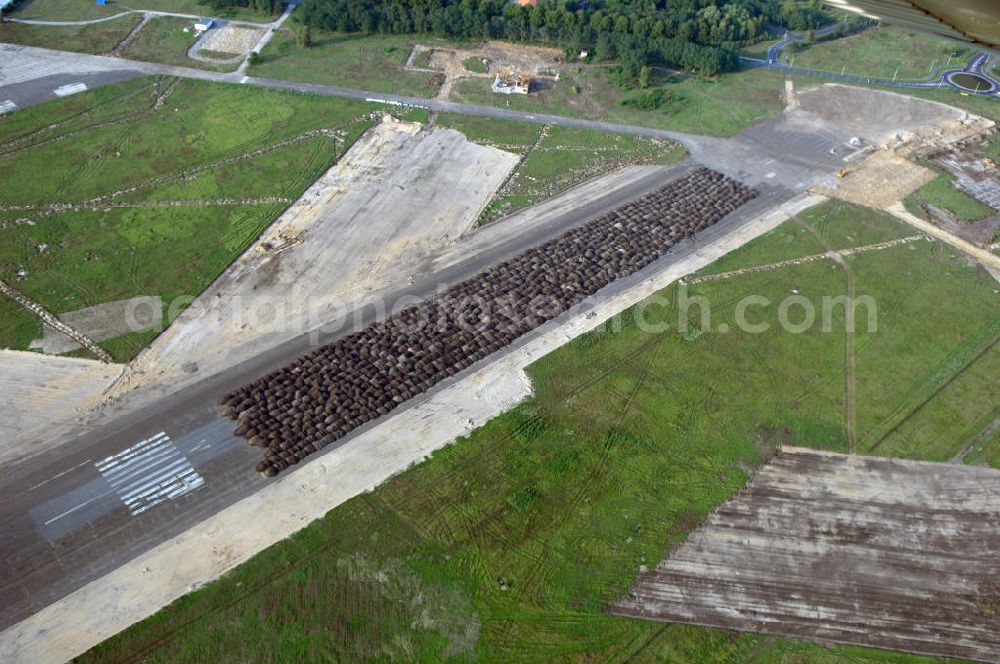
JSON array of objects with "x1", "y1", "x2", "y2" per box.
[
  {"x1": 492, "y1": 68, "x2": 530, "y2": 95},
  {"x1": 194, "y1": 18, "x2": 214, "y2": 32}
]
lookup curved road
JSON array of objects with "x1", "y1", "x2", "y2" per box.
[{"x1": 742, "y1": 25, "x2": 1000, "y2": 99}]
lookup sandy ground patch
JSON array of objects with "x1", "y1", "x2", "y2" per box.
[
  {"x1": 195, "y1": 24, "x2": 264, "y2": 58},
  {"x1": 111, "y1": 117, "x2": 518, "y2": 396},
  {"x1": 0, "y1": 192, "x2": 822, "y2": 663},
  {"x1": 30, "y1": 296, "x2": 162, "y2": 355},
  {"x1": 795, "y1": 83, "x2": 982, "y2": 145},
  {"x1": 812, "y1": 151, "x2": 936, "y2": 208},
  {"x1": 406, "y1": 41, "x2": 561, "y2": 100},
  {"x1": 0, "y1": 351, "x2": 122, "y2": 466}
]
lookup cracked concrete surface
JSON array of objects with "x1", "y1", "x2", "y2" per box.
[
  {"x1": 0, "y1": 351, "x2": 123, "y2": 466},
  {"x1": 110, "y1": 116, "x2": 519, "y2": 398}
]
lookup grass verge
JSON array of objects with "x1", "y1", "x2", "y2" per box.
[
  {"x1": 0, "y1": 12, "x2": 140, "y2": 54},
  {"x1": 789, "y1": 25, "x2": 975, "y2": 80}
]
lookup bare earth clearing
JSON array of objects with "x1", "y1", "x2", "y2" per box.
[{"x1": 0, "y1": 351, "x2": 123, "y2": 465}]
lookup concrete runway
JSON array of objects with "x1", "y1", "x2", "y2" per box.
[
  {"x1": 0, "y1": 43, "x2": 849, "y2": 637},
  {"x1": 0, "y1": 163, "x2": 727, "y2": 631}
]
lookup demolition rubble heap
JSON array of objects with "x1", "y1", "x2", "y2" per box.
[{"x1": 220, "y1": 168, "x2": 756, "y2": 476}]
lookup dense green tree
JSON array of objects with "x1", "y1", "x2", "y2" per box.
[{"x1": 290, "y1": 0, "x2": 833, "y2": 83}]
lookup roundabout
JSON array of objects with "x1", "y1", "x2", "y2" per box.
[{"x1": 948, "y1": 71, "x2": 998, "y2": 93}]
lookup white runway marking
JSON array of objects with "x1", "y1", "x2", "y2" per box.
[
  {"x1": 53, "y1": 82, "x2": 88, "y2": 97},
  {"x1": 0, "y1": 100, "x2": 17, "y2": 114},
  {"x1": 29, "y1": 458, "x2": 92, "y2": 492},
  {"x1": 95, "y1": 432, "x2": 205, "y2": 516},
  {"x1": 43, "y1": 494, "x2": 102, "y2": 526}
]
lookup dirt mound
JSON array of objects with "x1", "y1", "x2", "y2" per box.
[{"x1": 796, "y1": 84, "x2": 975, "y2": 144}]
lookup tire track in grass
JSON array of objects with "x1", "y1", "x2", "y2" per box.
[
  {"x1": 0, "y1": 78, "x2": 156, "y2": 153},
  {"x1": 491, "y1": 374, "x2": 660, "y2": 646},
  {"x1": 864, "y1": 315, "x2": 1000, "y2": 453},
  {"x1": 950, "y1": 410, "x2": 1000, "y2": 464},
  {"x1": 791, "y1": 213, "x2": 855, "y2": 453},
  {"x1": 0, "y1": 78, "x2": 177, "y2": 158}
]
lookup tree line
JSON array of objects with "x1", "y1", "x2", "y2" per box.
[{"x1": 286, "y1": 0, "x2": 832, "y2": 80}]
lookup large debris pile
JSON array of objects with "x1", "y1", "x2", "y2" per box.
[{"x1": 219, "y1": 168, "x2": 756, "y2": 476}]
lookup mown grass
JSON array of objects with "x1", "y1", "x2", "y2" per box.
[
  {"x1": 434, "y1": 114, "x2": 686, "y2": 224},
  {"x1": 790, "y1": 25, "x2": 975, "y2": 80},
  {"x1": 0, "y1": 77, "x2": 379, "y2": 359},
  {"x1": 249, "y1": 29, "x2": 461, "y2": 98},
  {"x1": 905, "y1": 171, "x2": 995, "y2": 222},
  {"x1": 121, "y1": 15, "x2": 236, "y2": 72},
  {"x1": 462, "y1": 56, "x2": 486, "y2": 73},
  {"x1": 0, "y1": 12, "x2": 140, "y2": 54},
  {"x1": 7, "y1": 0, "x2": 277, "y2": 22},
  {"x1": 964, "y1": 425, "x2": 1000, "y2": 469},
  {"x1": 83, "y1": 201, "x2": 998, "y2": 662}
]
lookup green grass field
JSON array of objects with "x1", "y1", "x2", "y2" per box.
[
  {"x1": 740, "y1": 37, "x2": 780, "y2": 60},
  {"x1": 694, "y1": 199, "x2": 918, "y2": 277},
  {"x1": 82, "y1": 199, "x2": 999, "y2": 662},
  {"x1": 964, "y1": 425, "x2": 1000, "y2": 469},
  {"x1": 246, "y1": 29, "x2": 787, "y2": 137},
  {"x1": 451, "y1": 66, "x2": 788, "y2": 137},
  {"x1": 250, "y1": 29, "x2": 461, "y2": 98},
  {"x1": 7, "y1": 0, "x2": 277, "y2": 23},
  {"x1": 0, "y1": 12, "x2": 140, "y2": 54},
  {"x1": 790, "y1": 25, "x2": 975, "y2": 80},
  {"x1": 0, "y1": 77, "x2": 383, "y2": 361},
  {"x1": 433, "y1": 115, "x2": 686, "y2": 224},
  {"x1": 462, "y1": 55, "x2": 487, "y2": 73},
  {"x1": 120, "y1": 15, "x2": 236, "y2": 72}
]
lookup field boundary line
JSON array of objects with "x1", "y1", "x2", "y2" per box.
[
  {"x1": 0, "y1": 280, "x2": 113, "y2": 363},
  {"x1": 683, "y1": 235, "x2": 927, "y2": 284}
]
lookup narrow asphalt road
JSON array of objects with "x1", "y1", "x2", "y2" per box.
[{"x1": 742, "y1": 24, "x2": 999, "y2": 98}]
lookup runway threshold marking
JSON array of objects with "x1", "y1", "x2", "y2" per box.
[
  {"x1": 53, "y1": 82, "x2": 88, "y2": 97},
  {"x1": 0, "y1": 100, "x2": 17, "y2": 114},
  {"x1": 95, "y1": 431, "x2": 205, "y2": 516}
]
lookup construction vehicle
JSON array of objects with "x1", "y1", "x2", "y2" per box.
[{"x1": 836, "y1": 168, "x2": 850, "y2": 178}]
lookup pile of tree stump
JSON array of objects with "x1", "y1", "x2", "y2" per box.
[{"x1": 219, "y1": 168, "x2": 756, "y2": 476}]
